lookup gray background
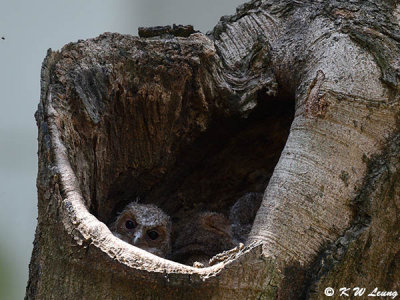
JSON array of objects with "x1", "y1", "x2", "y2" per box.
[{"x1": 0, "y1": 0, "x2": 244, "y2": 298}]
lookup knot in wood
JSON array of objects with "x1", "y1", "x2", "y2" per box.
[{"x1": 305, "y1": 70, "x2": 329, "y2": 118}]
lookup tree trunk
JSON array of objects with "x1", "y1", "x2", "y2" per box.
[{"x1": 26, "y1": 0, "x2": 400, "y2": 299}]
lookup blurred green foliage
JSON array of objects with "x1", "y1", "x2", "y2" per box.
[{"x1": 0, "y1": 245, "x2": 18, "y2": 300}]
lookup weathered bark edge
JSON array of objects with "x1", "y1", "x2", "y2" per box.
[
  {"x1": 25, "y1": 45, "x2": 285, "y2": 299},
  {"x1": 27, "y1": 0, "x2": 400, "y2": 297}
]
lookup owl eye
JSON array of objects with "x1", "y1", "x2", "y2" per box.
[
  {"x1": 147, "y1": 230, "x2": 159, "y2": 240},
  {"x1": 125, "y1": 220, "x2": 137, "y2": 229}
]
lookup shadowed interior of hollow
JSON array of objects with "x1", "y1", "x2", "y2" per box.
[
  {"x1": 57, "y1": 66, "x2": 295, "y2": 262},
  {"x1": 106, "y1": 90, "x2": 295, "y2": 260}
]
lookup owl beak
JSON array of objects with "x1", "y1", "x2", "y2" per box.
[{"x1": 132, "y1": 230, "x2": 143, "y2": 245}]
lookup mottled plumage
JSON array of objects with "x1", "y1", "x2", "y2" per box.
[
  {"x1": 110, "y1": 203, "x2": 171, "y2": 258},
  {"x1": 229, "y1": 192, "x2": 263, "y2": 244},
  {"x1": 173, "y1": 212, "x2": 236, "y2": 266}
]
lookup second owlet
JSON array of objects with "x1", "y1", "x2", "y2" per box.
[
  {"x1": 172, "y1": 212, "x2": 236, "y2": 266},
  {"x1": 110, "y1": 202, "x2": 171, "y2": 258}
]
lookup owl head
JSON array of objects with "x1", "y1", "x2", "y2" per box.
[{"x1": 110, "y1": 202, "x2": 171, "y2": 258}]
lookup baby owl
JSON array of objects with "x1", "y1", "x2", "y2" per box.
[
  {"x1": 172, "y1": 212, "x2": 236, "y2": 266},
  {"x1": 110, "y1": 202, "x2": 171, "y2": 258}
]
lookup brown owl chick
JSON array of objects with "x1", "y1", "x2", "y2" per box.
[
  {"x1": 229, "y1": 192, "x2": 263, "y2": 244},
  {"x1": 172, "y1": 212, "x2": 236, "y2": 266},
  {"x1": 110, "y1": 203, "x2": 171, "y2": 258}
]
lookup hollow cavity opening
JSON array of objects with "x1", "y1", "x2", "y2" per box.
[{"x1": 104, "y1": 91, "x2": 294, "y2": 265}]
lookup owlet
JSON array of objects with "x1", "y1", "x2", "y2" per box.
[
  {"x1": 173, "y1": 212, "x2": 236, "y2": 266},
  {"x1": 110, "y1": 202, "x2": 171, "y2": 258}
]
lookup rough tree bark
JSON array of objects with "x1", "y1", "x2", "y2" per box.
[{"x1": 26, "y1": 0, "x2": 400, "y2": 299}]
